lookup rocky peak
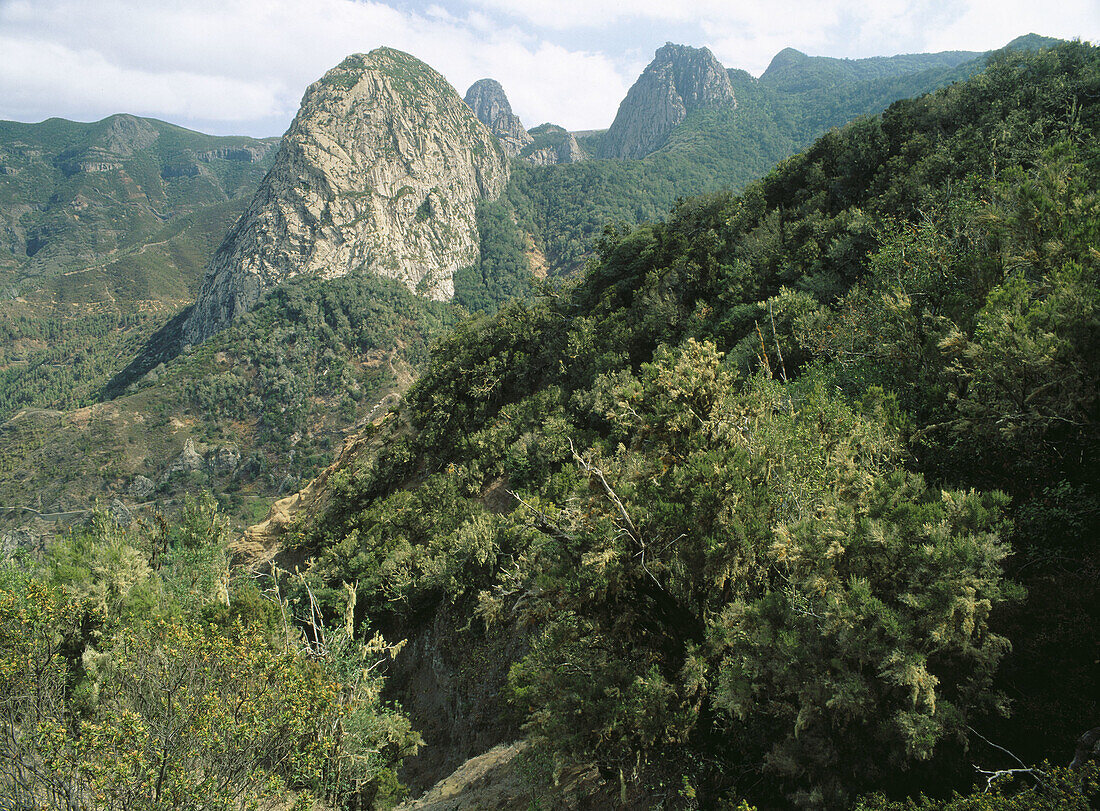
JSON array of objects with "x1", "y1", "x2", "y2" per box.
[
  {"x1": 96, "y1": 114, "x2": 160, "y2": 157},
  {"x1": 178, "y1": 47, "x2": 509, "y2": 348},
  {"x1": 598, "y1": 43, "x2": 736, "y2": 160},
  {"x1": 464, "y1": 79, "x2": 533, "y2": 157}
]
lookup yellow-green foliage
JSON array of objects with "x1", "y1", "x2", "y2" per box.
[{"x1": 0, "y1": 501, "x2": 419, "y2": 810}]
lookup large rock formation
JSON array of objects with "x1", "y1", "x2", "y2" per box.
[
  {"x1": 463, "y1": 80, "x2": 587, "y2": 166},
  {"x1": 598, "y1": 43, "x2": 736, "y2": 160},
  {"x1": 519, "y1": 124, "x2": 586, "y2": 166},
  {"x1": 464, "y1": 79, "x2": 533, "y2": 157},
  {"x1": 180, "y1": 48, "x2": 509, "y2": 347}
]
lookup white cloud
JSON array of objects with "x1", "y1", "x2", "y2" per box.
[
  {"x1": 469, "y1": 0, "x2": 1100, "y2": 73},
  {"x1": 0, "y1": 0, "x2": 1097, "y2": 136},
  {"x1": 467, "y1": 0, "x2": 727, "y2": 30},
  {"x1": 0, "y1": 0, "x2": 630, "y2": 134},
  {"x1": 922, "y1": 0, "x2": 1100, "y2": 53},
  {"x1": 0, "y1": 35, "x2": 286, "y2": 124}
]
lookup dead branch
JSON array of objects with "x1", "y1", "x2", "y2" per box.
[{"x1": 968, "y1": 725, "x2": 1048, "y2": 792}]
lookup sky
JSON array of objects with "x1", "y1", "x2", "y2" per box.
[{"x1": 1, "y1": 0, "x2": 1098, "y2": 138}]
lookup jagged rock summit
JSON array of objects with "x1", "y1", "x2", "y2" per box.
[
  {"x1": 464, "y1": 79, "x2": 533, "y2": 157},
  {"x1": 179, "y1": 48, "x2": 509, "y2": 347},
  {"x1": 598, "y1": 43, "x2": 736, "y2": 160},
  {"x1": 464, "y1": 79, "x2": 587, "y2": 165}
]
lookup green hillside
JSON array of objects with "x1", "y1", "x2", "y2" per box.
[
  {"x1": 281, "y1": 40, "x2": 1099, "y2": 806},
  {"x1": 0, "y1": 37, "x2": 1074, "y2": 551},
  {"x1": 1, "y1": 36, "x2": 1097, "y2": 811},
  {"x1": 502, "y1": 39, "x2": 1060, "y2": 280},
  {"x1": 0, "y1": 115, "x2": 278, "y2": 419},
  {"x1": 0, "y1": 114, "x2": 278, "y2": 290}
]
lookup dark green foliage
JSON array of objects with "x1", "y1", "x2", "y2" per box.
[
  {"x1": 0, "y1": 497, "x2": 420, "y2": 809},
  {"x1": 855, "y1": 762, "x2": 1100, "y2": 809},
  {"x1": 176, "y1": 271, "x2": 454, "y2": 471},
  {"x1": 453, "y1": 200, "x2": 532, "y2": 314},
  {"x1": 1, "y1": 35, "x2": 1094, "y2": 809},
  {"x1": 289, "y1": 41, "x2": 1100, "y2": 808},
  {"x1": 499, "y1": 39, "x2": 1054, "y2": 280}
]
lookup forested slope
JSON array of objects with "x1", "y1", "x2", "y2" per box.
[
  {"x1": 0, "y1": 115, "x2": 278, "y2": 419},
  {"x1": 286, "y1": 41, "x2": 1100, "y2": 807},
  {"x1": 1, "y1": 38, "x2": 1097, "y2": 811},
  {"x1": 501, "y1": 38, "x2": 1056, "y2": 279}
]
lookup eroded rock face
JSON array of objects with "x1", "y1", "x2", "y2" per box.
[
  {"x1": 464, "y1": 79, "x2": 533, "y2": 157},
  {"x1": 598, "y1": 43, "x2": 736, "y2": 160},
  {"x1": 520, "y1": 124, "x2": 586, "y2": 166},
  {"x1": 181, "y1": 48, "x2": 509, "y2": 346}
]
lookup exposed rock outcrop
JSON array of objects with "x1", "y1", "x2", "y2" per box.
[
  {"x1": 464, "y1": 79, "x2": 533, "y2": 157},
  {"x1": 519, "y1": 124, "x2": 586, "y2": 166},
  {"x1": 161, "y1": 437, "x2": 205, "y2": 482},
  {"x1": 1, "y1": 527, "x2": 42, "y2": 557},
  {"x1": 127, "y1": 475, "x2": 155, "y2": 500},
  {"x1": 598, "y1": 43, "x2": 736, "y2": 160},
  {"x1": 179, "y1": 48, "x2": 509, "y2": 347},
  {"x1": 196, "y1": 145, "x2": 272, "y2": 163}
]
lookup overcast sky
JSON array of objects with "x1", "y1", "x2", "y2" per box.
[{"x1": 2, "y1": 0, "x2": 1098, "y2": 137}]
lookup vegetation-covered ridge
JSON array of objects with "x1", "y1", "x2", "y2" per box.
[
  {"x1": 500, "y1": 35, "x2": 1061, "y2": 280},
  {"x1": 1, "y1": 36, "x2": 1098, "y2": 811},
  {"x1": 0, "y1": 114, "x2": 278, "y2": 421},
  {"x1": 0, "y1": 271, "x2": 456, "y2": 539},
  {"x1": 283, "y1": 40, "x2": 1099, "y2": 807}
]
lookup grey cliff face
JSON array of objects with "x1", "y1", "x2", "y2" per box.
[
  {"x1": 555, "y1": 132, "x2": 586, "y2": 164},
  {"x1": 464, "y1": 79, "x2": 533, "y2": 157},
  {"x1": 598, "y1": 43, "x2": 736, "y2": 160},
  {"x1": 520, "y1": 126, "x2": 586, "y2": 166},
  {"x1": 181, "y1": 48, "x2": 509, "y2": 347}
]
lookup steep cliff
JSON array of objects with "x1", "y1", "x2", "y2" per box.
[
  {"x1": 598, "y1": 43, "x2": 736, "y2": 160},
  {"x1": 179, "y1": 48, "x2": 509, "y2": 347},
  {"x1": 518, "y1": 124, "x2": 586, "y2": 166},
  {"x1": 463, "y1": 79, "x2": 533, "y2": 157}
]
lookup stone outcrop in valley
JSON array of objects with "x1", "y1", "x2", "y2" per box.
[
  {"x1": 519, "y1": 124, "x2": 586, "y2": 165},
  {"x1": 463, "y1": 79, "x2": 533, "y2": 157}
]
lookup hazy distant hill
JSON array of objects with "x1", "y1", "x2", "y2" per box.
[
  {"x1": 0, "y1": 114, "x2": 278, "y2": 302},
  {"x1": 0, "y1": 115, "x2": 279, "y2": 422}
]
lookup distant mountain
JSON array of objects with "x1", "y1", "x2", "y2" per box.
[
  {"x1": 0, "y1": 115, "x2": 278, "y2": 423},
  {"x1": 508, "y1": 35, "x2": 1063, "y2": 277},
  {"x1": 464, "y1": 79, "x2": 584, "y2": 166},
  {"x1": 0, "y1": 114, "x2": 278, "y2": 304},
  {"x1": 110, "y1": 48, "x2": 509, "y2": 393},
  {"x1": 598, "y1": 43, "x2": 736, "y2": 159},
  {"x1": 464, "y1": 79, "x2": 533, "y2": 157},
  {"x1": 0, "y1": 33, "x2": 1069, "y2": 544},
  {"x1": 178, "y1": 49, "x2": 507, "y2": 347},
  {"x1": 757, "y1": 47, "x2": 979, "y2": 93}
]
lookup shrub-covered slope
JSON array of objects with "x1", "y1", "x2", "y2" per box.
[
  {"x1": 0, "y1": 272, "x2": 455, "y2": 539},
  {"x1": 286, "y1": 41, "x2": 1099, "y2": 807},
  {"x1": 0, "y1": 115, "x2": 278, "y2": 419}
]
